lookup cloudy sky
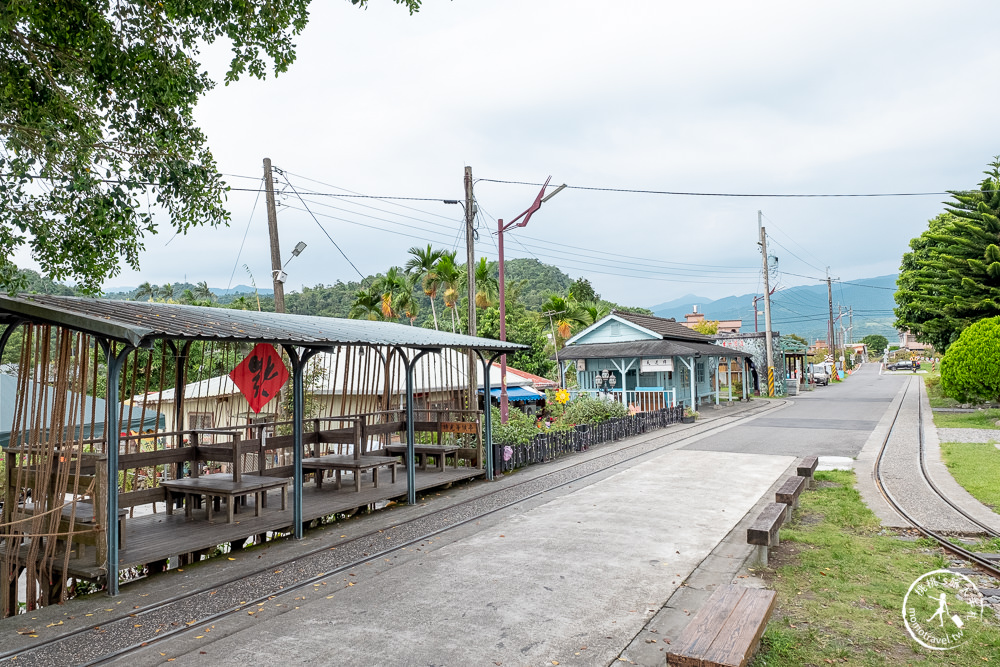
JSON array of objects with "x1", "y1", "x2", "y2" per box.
[{"x1": 88, "y1": 0, "x2": 1000, "y2": 306}]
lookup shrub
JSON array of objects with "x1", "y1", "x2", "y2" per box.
[
  {"x1": 559, "y1": 393, "x2": 627, "y2": 425},
  {"x1": 941, "y1": 316, "x2": 1000, "y2": 402},
  {"x1": 490, "y1": 405, "x2": 539, "y2": 444}
]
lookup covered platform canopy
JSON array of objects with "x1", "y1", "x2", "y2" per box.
[
  {"x1": 482, "y1": 385, "x2": 545, "y2": 402},
  {"x1": 0, "y1": 294, "x2": 526, "y2": 596}
]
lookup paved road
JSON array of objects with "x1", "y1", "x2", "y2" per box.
[{"x1": 686, "y1": 364, "x2": 906, "y2": 458}]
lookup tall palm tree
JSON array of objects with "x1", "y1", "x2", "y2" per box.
[
  {"x1": 229, "y1": 295, "x2": 251, "y2": 311},
  {"x1": 405, "y1": 244, "x2": 444, "y2": 330},
  {"x1": 158, "y1": 283, "x2": 175, "y2": 300},
  {"x1": 375, "y1": 267, "x2": 408, "y2": 320},
  {"x1": 178, "y1": 288, "x2": 196, "y2": 305},
  {"x1": 434, "y1": 251, "x2": 462, "y2": 333},
  {"x1": 348, "y1": 285, "x2": 383, "y2": 321},
  {"x1": 397, "y1": 274, "x2": 421, "y2": 325},
  {"x1": 540, "y1": 294, "x2": 586, "y2": 340},
  {"x1": 194, "y1": 280, "x2": 215, "y2": 302},
  {"x1": 134, "y1": 281, "x2": 156, "y2": 301},
  {"x1": 469, "y1": 257, "x2": 498, "y2": 309}
]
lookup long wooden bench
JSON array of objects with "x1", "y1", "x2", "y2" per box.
[
  {"x1": 666, "y1": 584, "x2": 777, "y2": 667},
  {"x1": 775, "y1": 476, "x2": 806, "y2": 520},
  {"x1": 746, "y1": 502, "x2": 786, "y2": 566},
  {"x1": 797, "y1": 456, "x2": 819, "y2": 488}
]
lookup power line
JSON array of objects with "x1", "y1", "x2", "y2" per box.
[
  {"x1": 227, "y1": 176, "x2": 265, "y2": 290},
  {"x1": 478, "y1": 177, "x2": 986, "y2": 198}
]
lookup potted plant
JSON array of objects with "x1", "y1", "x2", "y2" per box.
[{"x1": 681, "y1": 407, "x2": 699, "y2": 423}]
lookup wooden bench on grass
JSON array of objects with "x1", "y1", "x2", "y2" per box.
[
  {"x1": 666, "y1": 584, "x2": 777, "y2": 667},
  {"x1": 797, "y1": 456, "x2": 819, "y2": 488},
  {"x1": 746, "y1": 502, "x2": 786, "y2": 567},
  {"x1": 775, "y1": 475, "x2": 806, "y2": 520}
]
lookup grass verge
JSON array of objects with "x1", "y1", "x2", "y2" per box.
[
  {"x1": 750, "y1": 470, "x2": 1000, "y2": 666},
  {"x1": 932, "y1": 409, "x2": 1000, "y2": 429},
  {"x1": 940, "y1": 441, "x2": 1000, "y2": 511}
]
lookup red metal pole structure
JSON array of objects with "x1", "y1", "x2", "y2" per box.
[{"x1": 497, "y1": 176, "x2": 564, "y2": 423}]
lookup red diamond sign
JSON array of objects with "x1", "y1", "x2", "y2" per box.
[{"x1": 229, "y1": 343, "x2": 289, "y2": 413}]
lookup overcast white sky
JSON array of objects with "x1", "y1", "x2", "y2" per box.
[{"x1": 87, "y1": 0, "x2": 1000, "y2": 305}]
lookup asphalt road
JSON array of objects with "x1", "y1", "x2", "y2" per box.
[{"x1": 685, "y1": 363, "x2": 907, "y2": 458}]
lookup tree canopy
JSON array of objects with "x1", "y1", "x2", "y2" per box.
[
  {"x1": 894, "y1": 158, "x2": 1000, "y2": 351},
  {"x1": 940, "y1": 316, "x2": 1000, "y2": 403},
  {"x1": 861, "y1": 334, "x2": 888, "y2": 357},
  {"x1": 0, "y1": 0, "x2": 419, "y2": 294}
]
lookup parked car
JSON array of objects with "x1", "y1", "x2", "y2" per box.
[
  {"x1": 887, "y1": 360, "x2": 920, "y2": 371},
  {"x1": 810, "y1": 366, "x2": 830, "y2": 386}
]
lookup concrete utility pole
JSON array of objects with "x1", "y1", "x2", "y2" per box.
[
  {"x1": 464, "y1": 166, "x2": 477, "y2": 411},
  {"x1": 827, "y1": 268, "x2": 835, "y2": 366},
  {"x1": 849, "y1": 306, "x2": 853, "y2": 345},
  {"x1": 263, "y1": 158, "x2": 285, "y2": 313},
  {"x1": 759, "y1": 211, "x2": 775, "y2": 396}
]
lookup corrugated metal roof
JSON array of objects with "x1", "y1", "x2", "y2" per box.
[
  {"x1": 555, "y1": 339, "x2": 751, "y2": 360},
  {"x1": 611, "y1": 310, "x2": 714, "y2": 343},
  {"x1": 0, "y1": 294, "x2": 526, "y2": 352}
]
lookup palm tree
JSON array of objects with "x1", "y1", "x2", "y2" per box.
[
  {"x1": 158, "y1": 283, "x2": 175, "y2": 300},
  {"x1": 134, "y1": 282, "x2": 156, "y2": 301},
  {"x1": 405, "y1": 244, "x2": 444, "y2": 330},
  {"x1": 579, "y1": 300, "x2": 611, "y2": 327},
  {"x1": 469, "y1": 257, "x2": 498, "y2": 309},
  {"x1": 229, "y1": 295, "x2": 251, "y2": 311},
  {"x1": 397, "y1": 274, "x2": 421, "y2": 325},
  {"x1": 375, "y1": 266, "x2": 408, "y2": 320},
  {"x1": 194, "y1": 280, "x2": 215, "y2": 302},
  {"x1": 348, "y1": 285, "x2": 383, "y2": 321},
  {"x1": 434, "y1": 251, "x2": 462, "y2": 333},
  {"x1": 178, "y1": 288, "x2": 196, "y2": 305},
  {"x1": 540, "y1": 294, "x2": 586, "y2": 340}
]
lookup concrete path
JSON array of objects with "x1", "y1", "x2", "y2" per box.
[{"x1": 121, "y1": 448, "x2": 793, "y2": 666}]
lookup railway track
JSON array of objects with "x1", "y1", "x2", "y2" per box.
[
  {"x1": 0, "y1": 400, "x2": 781, "y2": 666},
  {"x1": 873, "y1": 376, "x2": 1000, "y2": 578}
]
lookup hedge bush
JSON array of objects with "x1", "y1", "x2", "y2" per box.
[
  {"x1": 941, "y1": 316, "x2": 1000, "y2": 403},
  {"x1": 559, "y1": 393, "x2": 627, "y2": 425}
]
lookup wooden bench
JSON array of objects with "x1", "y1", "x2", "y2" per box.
[
  {"x1": 302, "y1": 455, "x2": 398, "y2": 492},
  {"x1": 384, "y1": 444, "x2": 461, "y2": 472},
  {"x1": 666, "y1": 584, "x2": 777, "y2": 667},
  {"x1": 775, "y1": 476, "x2": 806, "y2": 520},
  {"x1": 746, "y1": 502, "x2": 786, "y2": 566},
  {"x1": 160, "y1": 474, "x2": 290, "y2": 524},
  {"x1": 797, "y1": 456, "x2": 818, "y2": 488}
]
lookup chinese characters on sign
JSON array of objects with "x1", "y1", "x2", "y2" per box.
[{"x1": 229, "y1": 343, "x2": 290, "y2": 413}]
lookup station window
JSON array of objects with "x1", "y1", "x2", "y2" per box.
[{"x1": 696, "y1": 362, "x2": 705, "y2": 383}]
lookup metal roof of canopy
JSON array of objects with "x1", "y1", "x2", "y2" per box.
[{"x1": 0, "y1": 294, "x2": 527, "y2": 352}]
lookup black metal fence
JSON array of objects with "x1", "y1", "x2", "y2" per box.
[{"x1": 493, "y1": 405, "x2": 685, "y2": 474}]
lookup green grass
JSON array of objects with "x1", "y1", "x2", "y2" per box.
[
  {"x1": 940, "y1": 441, "x2": 1000, "y2": 511},
  {"x1": 750, "y1": 470, "x2": 1000, "y2": 666},
  {"x1": 932, "y1": 409, "x2": 1000, "y2": 429}
]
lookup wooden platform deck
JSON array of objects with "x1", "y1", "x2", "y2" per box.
[{"x1": 2, "y1": 467, "x2": 484, "y2": 580}]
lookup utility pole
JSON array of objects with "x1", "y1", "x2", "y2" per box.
[
  {"x1": 849, "y1": 306, "x2": 853, "y2": 345},
  {"x1": 759, "y1": 211, "x2": 775, "y2": 396},
  {"x1": 263, "y1": 158, "x2": 285, "y2": 313},
  {"x1": 827, "y1": 268, "x2": 835, "y2": 369},
  {"x1": 464, "y1": 166, "x2": 477, "y2": 413},
  {"x1": 542, "y1": 310, "x2": 565, "y2": 386}
]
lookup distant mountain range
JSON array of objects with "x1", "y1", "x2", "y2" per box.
[{"x1": 648, "y1": 274, "x2": 899, "y2": 344}]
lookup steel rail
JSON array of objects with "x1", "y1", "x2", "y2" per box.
[
  {"x1": 1, "y1": 400, "x2": 783, "y2": 666},
  {"x1": 872, "y1": 377, "x2": 1000, "y2": 579}
]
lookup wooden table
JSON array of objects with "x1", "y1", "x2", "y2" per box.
[
  {"x1": 384, "y1": 444, "x2": 460, "y2": 473},
  {"x1": 302, "y1": 455, "x2": 398, "y2": 492},
  {"x1": 160, "y1": 474, "x2": 290, "y2": 524}
]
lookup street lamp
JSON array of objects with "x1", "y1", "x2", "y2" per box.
[
  {"x1": 273, "y1": 241, "x2": 307, "y2": 284},
  {"x1": 594, "y1": 369, "x2": 616, "y2": 398},
  {"x1": 497, "y1": 178, "x2": 566, "y2": 423}
]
